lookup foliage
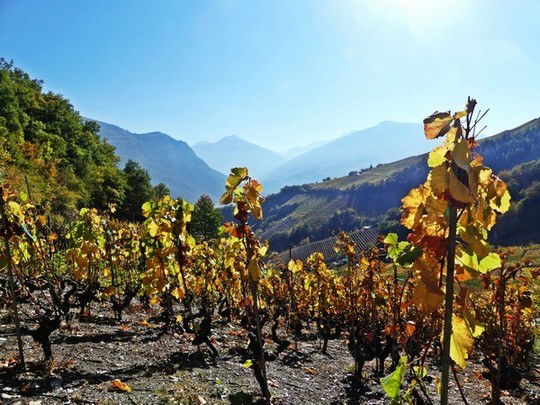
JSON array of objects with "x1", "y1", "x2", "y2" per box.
[
  {"x1": 118, "y1": 160, "x2": 154, "y2": 222},
  {"x1": 189, "y1": 195, "x2": 223, "y2": 241},
  {"x1": 495, "y1": 159, "x2": 540, "y2": 244},
  {"x1": 0, "y1": 59, "x2": 126, "y2": 221},
  {"x1": 152, "y1": 182, "x2": 171, "y2": 200}
]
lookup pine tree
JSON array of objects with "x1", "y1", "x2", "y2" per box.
[
  {"x1": 189, "y1": 195, "x2": 223, "y2": 241},
  {"x1": 118, "y1": 160, "x2": 153, "y2": 221}
]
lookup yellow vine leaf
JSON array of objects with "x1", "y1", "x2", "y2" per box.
[
  {"x1": 458, "y1": 226, "x2": 490, "y2": 259},
  {"x1": 429, "y1": 165, "x2": 449, "y2": 194},
  {"x1": 401, "y1": 185, "x2": 429, "y2": 229},
  {"x1": 489, "y1": 187, "x2": 511, "y2": 214},
  {"x1": 448, "y1": 169, "x2": 474, "y2": 203},
  {"x1": 148, "y1": 220, "x2": 159, "y2": 237},
  {"x1": 288, "y1": 259, "x2": 303, "y2": 273},
  {"x1": 448, "y1": 315, "x2": 474, "y2": 368},
  {"x1": 453, "y1": 110, "x2": 467, "y2": 119},
  {"x1": 452, "y1": 139, "x2": 470, "y2": 171},
  {"x1": 171, "y1": 286, "x2": 184, "y2": 300},
  {"x1": 411, "y1": 259, "x2": 444, "y2": 313},
  {"x1": 220, "y1": 167, "x2": 249, "y2": 204},
  {"x1": 456, "y1": 247, "x2": 501, "y2": 274},
  {"x1": 109, "y1": 379, "x2": 132, "y2": 393},
  {"x1": 427, "y1": 145, "x2": 448, "y2": 167},
  {"x1": 411, "y1": 278, "x2": 444, "y2": 313},
  {"x1": 141, "y1": 201, "x2": 152, "y2": 217},
  {"x1": 423, "y1": 112, "x2": 453, "y2": 139},
  {"x1": 248, "y1": 258, "x2": 261, "y2": 280}
]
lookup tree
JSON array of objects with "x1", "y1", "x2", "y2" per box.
[
  {"x1": 152, "y1": 182, "x2": 170, "y2": 200},
  {"x1": 189, "y1": 195, "x2": 222, "y2": 241},
  {"x1": 0, "y1": 59, "x2": 126, "y2": 219},
  {"x1": 118, "y1": 160, "x2": 153, "y2": 221}
]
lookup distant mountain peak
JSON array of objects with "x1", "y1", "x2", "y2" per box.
[
  {"x1": 193, "y1": 134, "x2": 286, "y2": 178},
  {"x1": 377, "y1": 120, "x2": 411, "y2": 126},
  {"x1": 222, "y1": 134, "x2": 242, "y2": 141},
  {"x1": 261, "y1": 121, "x2": 429, "y2": 193}
]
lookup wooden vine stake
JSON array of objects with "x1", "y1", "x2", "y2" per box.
[{"x1": 440, "y1": 98, "x2": 476, "y2": 404}]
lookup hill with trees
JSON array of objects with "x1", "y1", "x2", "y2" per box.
[
  {"x1": 0, "y1": 59, "x2": 126, "y2": 219},
  {"x1": 0, "y1": 60, "x2": 177, "y2": 223}
]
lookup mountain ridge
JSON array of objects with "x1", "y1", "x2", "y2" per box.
[
  {"x1": 261, "y1": 121, "x2": 433, "y2": 193},
  {"x1": 193, "y1": 134, "x2": 286, "y2": 178},
  {"x1": 90, "y1": 119, "x2": 226, "y2": 202}
]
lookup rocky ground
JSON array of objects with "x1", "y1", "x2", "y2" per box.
[{"x1": 1, "y1": 303, "x2": 539, "y2": 404}]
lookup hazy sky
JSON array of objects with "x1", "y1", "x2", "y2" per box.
[{"x1": 1, "y1": 0, "x2": 539, "y2": 150}]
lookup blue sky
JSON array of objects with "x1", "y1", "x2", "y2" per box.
[{"x1": 1, "y1": 0, "x2": 539, "y2": 150}]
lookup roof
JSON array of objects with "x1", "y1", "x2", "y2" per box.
[{"x1": 269, "y1": 226, "x2": 380, "y2": 265}]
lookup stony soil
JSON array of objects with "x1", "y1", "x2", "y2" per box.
[{"x1": 1, "y1": 303, "x2": 539, "y2": 404}]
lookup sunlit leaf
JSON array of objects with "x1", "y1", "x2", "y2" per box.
[
  {"x1": 423, "y1": 111, "x2": 453, "y2": 139},
  {"x1": 109, "y1": 379, "x2": 132, "y2": 393},
  {"x1": 448, "y1": 168, "x2": 473, "y2": 203},
  {"x1": 381, "y1": 356, "x2": 407, "y2": 401},
  {"x1": 447, "y1": 315, "x2": 474, "y2": 368}
]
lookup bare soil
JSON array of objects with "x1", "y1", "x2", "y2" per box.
[{"x1": 1, "y1": 303, "x2": 539, "y2": 404}]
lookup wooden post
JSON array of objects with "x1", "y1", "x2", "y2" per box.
[{"x1": 440, "y1": 198, "x2": 457, "y2": 404}]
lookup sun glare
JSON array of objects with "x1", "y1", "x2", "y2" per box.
[{"x1": 359, "y1": 0, "x2": 463, "y2": 34}]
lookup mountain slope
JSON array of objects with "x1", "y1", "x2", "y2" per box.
[
  {"x1": 93, "y1": 120, "x2": 225, "y2": 202},
  {"x1": 262, "y1": 121, "x2": 431, "y2": 193},
  {"x1": 494, "y1": 159, "x2": 540, "y2": 245},
  {"x1": 256, "y1": 118, "x2": 540, "y2": 250},
  {"x1": 281, "y1": 140, "x2": 328, "y2": 160},
  {"x1": 193, "y1": 135, "x2": 286, "y2": 178}
]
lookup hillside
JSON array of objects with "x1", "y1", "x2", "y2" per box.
[
  {"x1": 193, "y1": 135, "x2": 286, "y2": 178},
  {"x1": 94, "y1": 120, "x2": 225, "y2": 202},
  {"x1": 494, "y1": 159, "x2": 540, "y2": 244},
  {"x1": 261, "y1": 121, "x2": 431, "y2": 193},
  {"x1": 0, "y1": 60, "x2": 126, "y2": 216},
  {"x1": 256, "y1": 118, "x2": 540, "y2": 251},
  {"x1": 281, "y1": 139, "x2": 328, "y2": 160}
]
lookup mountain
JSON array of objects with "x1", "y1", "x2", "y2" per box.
[
  {"x1": 192, "y1": 135, "x2": 286, "y2": 178},
  {"x1": 495, "y1": 159, "x2": 540, "y2": 245},
  {"x1": 253, "y1": 118, "x2": 540, "y2": 252},
  {"x1": 281, "y1": 140, "x2": 329, "y2": 160},
  {"x1": 261, "y1": 121, "x2": 432, "y2": 193},
  {"x1": 93, "y1": 120, "x2": 226, "y2": 202}
]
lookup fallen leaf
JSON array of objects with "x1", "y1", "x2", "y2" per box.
[{"x1": 109, "y1": 379, "x2": 132, "y2": 393}]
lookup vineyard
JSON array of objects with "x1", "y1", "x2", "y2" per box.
[{"x1": 1, "y1": 100, "x2": 539, "y2": 404}]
